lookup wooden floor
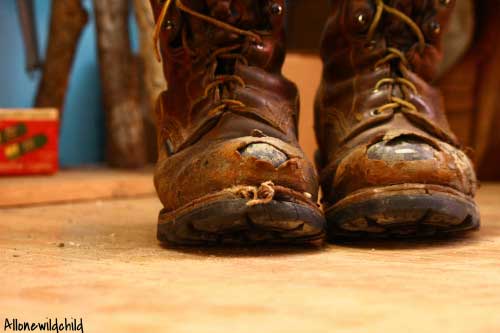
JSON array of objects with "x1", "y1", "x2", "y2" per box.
[{"x1": 1, "y1": 170, "x2": 500, "y2": 333}]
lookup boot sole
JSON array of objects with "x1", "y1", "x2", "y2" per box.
[
  {"x1": 157, "y1": 190, "x2": 326, "y2": 245},
  {"x1": 325, "y1": 184, "x2": 480, "y2": 240}
]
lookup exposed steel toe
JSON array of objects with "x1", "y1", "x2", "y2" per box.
[
  {"x1": 315, "y1": 0, "x2": 479, "y2": 238},
  {"x1": 149, "y1": 0, "x2": 325, "y2": 244}
]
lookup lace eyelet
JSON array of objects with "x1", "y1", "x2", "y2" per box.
[
  {"x1": 430, "y1": 21, "x2": 441, "y2": 36},
  {"x1": 163, "y1": 20, "x2": 175, "y2": 31},
  {"x1": 364, "y1": 40, "x2": 377, "y2": 50},
  {"x1": 351, "y1": 6, "x2": 373, "y2": 34},
  {"x1": 370, "y1": 109, "x2": 381, "y2": 117},
  {"x1": 439, "y1": 0, "x2": 452, "y2": 7},
  {"x1": 270, "y1": 3, "x2": 283, "y2": 16},
  {"x1": 356, "y1": 12, "x2": 368, "y2": 26},
  {"x1": 252, "y1": 40, "x2": 265, "y2": 50}
]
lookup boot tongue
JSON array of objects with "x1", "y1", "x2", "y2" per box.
[
  {"x1": 382, "y1": 0, "x2": 431, "y2": 52},
  {"x1": 186, "y1": 0, "x2": 267, "y2": 48},
  {"x1": 207, "y1": 0, "x2": 266, "y2": 29},
  {"x1": 207, "y1": 0, "x2": 239, "y2": 24}
]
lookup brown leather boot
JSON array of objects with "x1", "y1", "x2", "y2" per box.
[
  {"x1": 315, "y1": 0, "x2": 479, "y2": 238},
  {"x1": 149, "y1": 0, "x2": 325, "y2": 244}
]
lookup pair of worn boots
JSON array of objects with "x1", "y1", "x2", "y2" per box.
[{"x1": 149, "y1": 0, "x2": 479, "y2": 244}]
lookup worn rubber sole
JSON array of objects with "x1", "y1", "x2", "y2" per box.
[
  {"x1": 325, "y1": 184, "x2": 480, "y2": 239},
  {"x1": 157, "y1": 192, "x2": 325, "y2": 245}
]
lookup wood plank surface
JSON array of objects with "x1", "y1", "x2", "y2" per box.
[
  {"x1": 0, "y1": 167, "x2": 155, "y2": 207},
  {"x1": 1, "y1": 184, "x2": 499, "y2": 333}
]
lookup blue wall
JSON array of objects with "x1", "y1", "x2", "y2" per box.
[{"x1": 0, "y1": 0, "x2": 139, "y2": 166}]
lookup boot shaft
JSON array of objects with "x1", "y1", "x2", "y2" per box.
[
  {"x1": 150, "y1": 0, "x2": 288, "y2": 81},
  {"x1": 149, "y1": 0, "x2": 299, "y2": 155},
  {"x1": 148, "y1": 2, "x2": 325, "y2": 244},
  {"x1": 314, "y1": 1, "x2": 479, "y2": 237},
  {"x1": 321, "y1": 0, "x2": 455, "y2": 82},
  {"x1": 316, "y1": 0, "x2": 458, "y2": 160}
]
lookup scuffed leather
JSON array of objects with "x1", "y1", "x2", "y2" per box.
[
  {"x1": 316, "y1": 0, "x2": 477, "y2": 206},
  {"x1": 322, "y1": 131, "x2": 476, "y2": 204},
  {"x1": 155, "y1": 134, "x2": 318, "y2": 211},
  {"x1": 149, "y1": 0, "x2": 319, "y2": 212}
]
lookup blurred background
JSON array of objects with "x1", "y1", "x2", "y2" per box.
[
  {"x1": 1, "y1": 0, "x2": 106, "y2": 166},
  {"x1": 1, "y1": 3, "x2": 499, "y2": 328},
  {"x1": 0, "y1": 0, "x2": 498, "y2": 178}
]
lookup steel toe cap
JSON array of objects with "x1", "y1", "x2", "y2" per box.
[
  {"x1": 155, "y1": 136, "x2": 319, "y2": 212},
  {"x1": 323, "y1": 133, "x2": 477, "y2": 205}
]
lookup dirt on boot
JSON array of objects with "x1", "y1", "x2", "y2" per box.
[
  {"x1": 149, "y1": 0, "x2": 325, "y2": 245},
  {"x1": 314, "y1": 0, "x2": 479, "y2": 239}
]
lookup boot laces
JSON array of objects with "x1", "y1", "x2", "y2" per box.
[
  {"x1": 337, "y1": 0, "x2": 457, "y2": 146},
  {"x1": 153, "y1": 0, "x2": 264, "y2": 112},
  {"x1": 367, "y1": 0, "x2": 426, "y2": 115}
]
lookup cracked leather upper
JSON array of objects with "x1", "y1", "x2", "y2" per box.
[
  {"x1": 315, "y1": 0, "x2": 477, "y2": 205},
  {"x1": 149, "y1": 0, "x2": 319, "y2": 211}
]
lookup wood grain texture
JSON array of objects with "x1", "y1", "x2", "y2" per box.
[
  {"x1": 35, "y1": 0, "x2": 88, "y2": 111},
  {"x1": 471, "y1": 0, "x2": 500, "y2": 179},
  {"x1": 93, "y1": 0, "x2": 147, "y2": 168},
  {"x1": 132, "y1": 0, "x2": 166, "y2": 115},
  {"x1": 437, "y1": 0, "x2": 500, "y2": 179},
  {"x1": 0, "y1": 168, "x2": 155, "y2": 208},
  {"x1": 1, "y1": 183, "x2": 499, "y2": 333},
  {"x1": 132, "y1": 0, "x2": 164, "y2": 163}
]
